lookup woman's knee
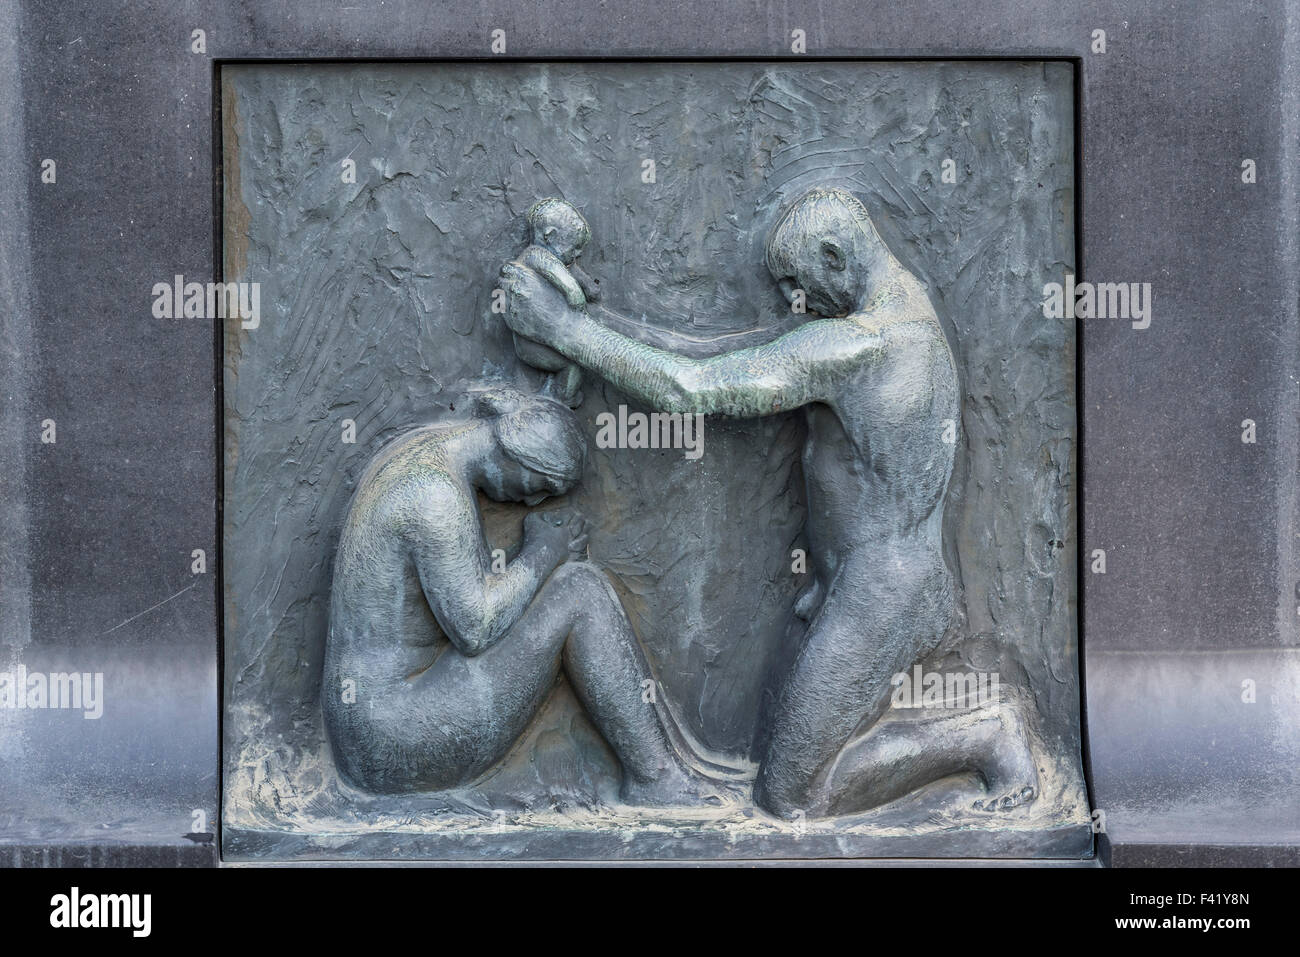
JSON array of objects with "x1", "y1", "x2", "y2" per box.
[{"x1": 546, "y1": 560, "x2": 618, "y2": 608}]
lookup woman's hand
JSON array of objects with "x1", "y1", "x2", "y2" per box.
[{"x1": 523, "y1": 508, "x2": 588, "y2": 564}]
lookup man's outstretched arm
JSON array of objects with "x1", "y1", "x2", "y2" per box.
[{"x1": 501, "y1": 262, "x2": 864, "y2": 417}]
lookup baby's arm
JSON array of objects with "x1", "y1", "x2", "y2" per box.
[
  {"x1": 570, "y1": 262, "x2": 602, "y2": 303},
  {"x1": 522, "y1": 245, "x2": 587, "y2": 309}
]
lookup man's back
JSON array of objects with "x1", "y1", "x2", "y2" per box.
[{"x1": 802, "y1": 267, "x2": 959, "y2": 556}]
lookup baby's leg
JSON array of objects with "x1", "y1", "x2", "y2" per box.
[
  {"x1": 513, "y1": 332, "x2": 568, "y2": 372},
  {"x1": 511, "y1": 333, "x2": 583, "y2": 406}
]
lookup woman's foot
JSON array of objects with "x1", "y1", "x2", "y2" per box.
[{"x1": 620, "y1": 764, "x2": 728, "y2": 809}]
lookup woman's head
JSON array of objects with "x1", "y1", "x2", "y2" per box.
[{"x1": 472, "y1": 387, "x2": 587, "y2": 503}]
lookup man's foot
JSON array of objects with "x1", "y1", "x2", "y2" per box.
[
  {"x1": 972, "y1": 785, "x2": 1037, "y2": 812},
  {"x1": 968, "y1": 700, "x2": 1039, "y2": 813}
]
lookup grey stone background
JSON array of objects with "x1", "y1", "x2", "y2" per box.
[
  {"x1": 221, "y1": 61, "x2": 1083, "y2": 852},
  {"x1": 0, "y1": 0, "x2": 1294, "y2": 865}
]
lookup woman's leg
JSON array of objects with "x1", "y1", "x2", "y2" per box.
[
  {"x1": 545, "y1": 561, "x2": 705, "y2": 805},
  {"x1": 389, "y1": 561, "x2": 706, "y2": 803}
]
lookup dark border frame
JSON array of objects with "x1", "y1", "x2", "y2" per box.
[{"x1": 10, "y1": 0, "x2": 1291, "y2": 868}]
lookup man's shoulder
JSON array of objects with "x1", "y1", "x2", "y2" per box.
[{"x1": 846, "y1": 300, "x2": 942, "y2": 346}]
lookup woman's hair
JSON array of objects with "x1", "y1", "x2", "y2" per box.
[{"x1": 472, "y1": 387, "x2": 587, "y2": 483}]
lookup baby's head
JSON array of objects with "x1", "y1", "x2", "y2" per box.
[{"x1": 527, "y1": 198, "x2": 591, "y2": 265}]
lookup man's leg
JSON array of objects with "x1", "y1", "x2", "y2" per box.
[
  {"x1": 754, "y1": 543, "x2": 951, "y2": 818},
  {"x1": 819, "y1": 696, "x2": 1040, "y2": 815}
]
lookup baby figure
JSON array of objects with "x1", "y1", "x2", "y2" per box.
[{"x1": 511, "y1": 198, "x2": 601, "y2": 406}]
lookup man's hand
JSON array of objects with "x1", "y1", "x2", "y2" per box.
[
  {"x1": 499, "y1": 261, "x2": 585, "y2": 349},
  {"x1": 523, "y1": 508, "x2": 588, "y2": 564}
]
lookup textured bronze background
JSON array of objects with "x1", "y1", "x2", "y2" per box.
[{"x1": 221, "y1": 60, "x2": 1083, "y2": 858}]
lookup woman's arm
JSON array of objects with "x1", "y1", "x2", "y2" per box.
[{"x1": 403, "y1": 479, "x2": 565, "y2": 656}]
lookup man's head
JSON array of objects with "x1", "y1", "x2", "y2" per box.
[
  {"x1": 765, "y1": 187, "x2": 885, "y2": 318},
  {"x1": 472, "y1": 387, "x2": 587, "y2": 504},
  {"x1": 527, "y1": 198, "x2": 591, "y2": 264}
]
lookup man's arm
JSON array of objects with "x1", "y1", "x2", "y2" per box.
[
  {"x1": 557, "y1": 314, "x2": 850, "y2": 416},
  {"x1": 501, "y1": 262, "x2": 871, "y2": 417},
  {"x1": 402, "y1": 481, "x2": 565, "y2": 656}
]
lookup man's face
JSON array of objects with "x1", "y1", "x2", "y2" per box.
[
  {"x1": 767, "y1": 194, "x2": 871, "y2": 318},
  {"x1": 770, "y1": 231, "x2": 860, "y2": 318}
]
